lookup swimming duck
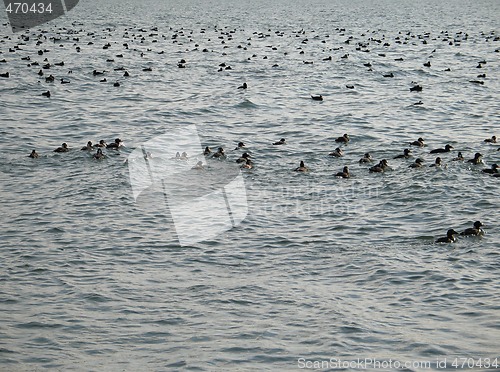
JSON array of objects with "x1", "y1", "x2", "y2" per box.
[
  {"x1": 294, "y1": 160, "x2": 309, "y2": 172},
  {"x1": 467, "y1": 152, "x2": 483, "y2": 165},
  {"x1": 28, "y1": 150, "x2": 39, "y2": 158},
  {"x1": 54, "y1": 143, "x2": 69, "y2": 152},
  {"x1": 203, "y1": 146, "x2": 212, "y2": 156},
  {"x1": 241, "y1": 159, "x2": 253, "y2": 169},
  {"x1": 311, "y1": 95, "x2": 323, "y2": 101},
  {"x1": 236, "y1": 152, "x2": 251, "y2": 163},
  {"x1": 329, "y1": 147, "x2": 344, "y2": 157},
  {"x1": 460, "y1": 221, "x2": 484, "y2": 236},
  {"x1": 212, "y1": 147, "x2": 225, "y2": 159},
  {"x1": 81, "y1": 141, "x2": 93, "y2": 151},
  {"x1": 192, "y1": 161, "x2": 205, "y2": 170},
  {"x1": 41, "y1": 91, "x2": 51, "y2": 98},
  {"x1": 435, "y1": 229, "x2": 459, "y2": 243},
  {"x1": 430, "y1": 144, "x2": 453, "y2": 154},
  {"x1": 234, "y1": 141, "x2": 246, "y2": 150},
  {"x1": 180, "y1": 152, "x2": 188, "y2": 160},
  {"x1": 335, "y1": 166, "x2": 350, "y2": 178},
  {"x1": 369, "y1": 159, "x2": 389, "y2": 173},
  {"x1": 410, "y1": 84, "x2": 423, "y2": 92},
  {"x1": 482, "y1": 164, "x2": 498, "y2": 174},
  {"x1": 409, "y1": 137, "x2": 425, "y2": 147},
  {"x1": 95, "y1": 140, "x2": 107, "y2": 148},
  {"x1": 106, "y1": 138, "x2": 123, "y2": 149},
  {"x1": 484, "y1": 135, "x2": 496, "y2": 143},
  {"x1": 273, "y1": 138, "x2": 286, "y2": 145},
  {"x1": 238, "y1": 82, "x2": 247, "y2": 89},
  {"x1": 452, "y1": 152, "x2": 464, "y2": 161},
  {"x1": 409, "y1": 158, "x2": 424, "y2": 168},
  {"x1": 93, "y1": 148, "x2": 105, "y2": 160},
  {"x1": 394, "y1": 148, "x2": 412, "y2": 159},
  {"x1": 359, "y1": 153, "x2": 373, "y2": 163},
  {"x1": 335, "y1": 133, "x2": 350, "y2": 144},
  {"x1": 429, "y1": 157, "x2": 443, "y2": 167}
]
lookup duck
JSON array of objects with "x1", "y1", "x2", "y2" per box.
[
  {"x1": 93, "y1": 148, "x2": 105, "y2": 160},
  {"x1": 311, "y1": 95, "x2": 323, "y2": 101},
  {"x1": 0, "y1": 72, "x2": 9, "y2": 78},
  {"x1": 430, "y1": 144, "x2": 453, "y2": 154},
  {"x1": 484, "y1": 135, "x2": 496, "y2": 143},
  {"x1": 180, "y1": 152, "x2": 188, "y2": 160},
  {"x1": 452, "y1": 152, "x2": 464, "y2": 161},
  {"x1": 435, "y1": 229, "x2": 459, "y2": 243},
  {"x1": 409, "y1": 137, "x2": 425, "y2": 147},
  {"x1": 234, "y1": 141, "x2": 246, "y2": 150},
  {"x1": 294, "y1": 160, "x2": 309, "y2": 172},
  {"x1": 273, "y1": 138, "x2": 286, "y2": 145},
  {"x1": 359, "y1": 153, "x2": 373, "y2": 163},
  {"x1": 335, "y1": 133, "x2": 350, "y2": 144},
  {"x1": 28, "y1": 150, "x2": 39, "y2": 158},
  {"x1": 236, "y1": 152, "x2": 251, "y2": 163},
  {"x1": 460, "y1": 221, "x2": 484, "y2": 236},
  {"x1": 467, "y1": 152, "x2": 483, "y2": 165},
  {"x1": 41, "y1": 91, "x2": 51, "y2": 98},
  {"x1": 328, "y1": 147, "x2": 344, "y2": 157},
  {"x1": 335, "y1": 166, "x2": 350, "y2": 178},
  {"x1": 106, "y1": 138, "x2": 123, "y2": 149},
  {"x1": 238, "y1": 82, "x2": 247, "y2": 89},
  {"x1": 203, "y1": 146, "x2": 212, "y2": 156},
  {"x1": 212, "y1": 147, "x2": 226, "y2": 159},
  {"x1": 394, "y1": 148, "x2": 412, "y2": 159},
  {"x1": 482, "y1": 164, "x2": 498, "y2": 174},
  {"x1": 95, "y1": 140, "x2": 107, "y2": 148},
  {"x1": 410, "y1": 84, "x2": 423, "y2": 92},
  {"x1": 81, "y1": 141, "x2": 94, "y2": 151},
  {"x1": 192, "y1": 161, "x2": 205, "y2": 170},
  {"x1": 429, "y1": 157, "x2": 443, "y2": 167},
  {"x1": 240, "y1": 159, "x2": 253, "y2": 169},
  {"x1": 54, "y1": 143, "x2": 69, "y2": 152},
  {"x1": 369, "y1": 159, "x2": 389, "y2": 173},
  {"x1": 409, "y1": 158, "x2": 424, "y2": 168}
]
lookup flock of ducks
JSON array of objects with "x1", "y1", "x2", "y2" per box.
[
  {"x1": 291, "y1": 133, "x2": 499, "y2": 178},
  {"x1": 2, "y1": 22, "x2": 497, "y2": 245},
  {"x1": 24, "y1": 132, "x2": 498, "y2": 244},
  {"x1": 28, "y1": 138, "x2": 123, "y2": 159},
  {"x1": 0, "y1": 21, "x2": 498, "y2": 98}
]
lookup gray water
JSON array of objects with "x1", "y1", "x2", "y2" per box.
[{"x1": 0, "y1": 0, "x2": 499, "y2": 370}]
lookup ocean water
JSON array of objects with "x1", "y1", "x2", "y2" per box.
[{"x1": 0, "y1": 0, "x2": 499, "y2": 370}]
